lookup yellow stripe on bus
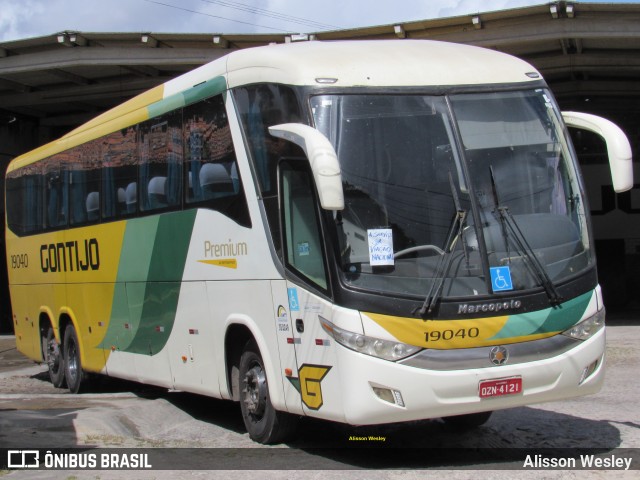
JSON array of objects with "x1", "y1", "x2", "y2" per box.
[{"x1": 363, "y1": 312, "x2": 511, "y2": 350}]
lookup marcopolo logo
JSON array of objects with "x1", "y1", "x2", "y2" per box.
[{"x1": 457, "y1": 299, "x2": 522, "y2": 314}]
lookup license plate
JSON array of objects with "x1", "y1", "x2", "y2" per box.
[{"x1": 479, "y1": 376, "x2": 522, "y2": 398}]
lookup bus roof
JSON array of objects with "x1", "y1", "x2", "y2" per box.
[
  {"x1": 7, "y1": 40, "x2": 541, "y2": 172},
  {"x1": 226, "y1": 39, "x2": 541, "y2": 89}
]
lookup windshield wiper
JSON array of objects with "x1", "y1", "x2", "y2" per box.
[
  {"x1": 415, "y1": 172, "x2": 467, "y2": 317},
  {"x1": 488, "y1": 166, "x2": 563, "y2": 306}
]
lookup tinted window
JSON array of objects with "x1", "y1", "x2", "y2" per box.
[
  {"x1": 139, "y1": 112, "x2": 183, "y2": 213},
  {"x1": 6, "y1": 93, "x2": 252, "y2": 235},
  {"x1": 69, "y1": 143, "x2": 101, "y2": 226},
  {"x1": 6, "y1": 164, "x2": 43, "y2": 236},
  {"x1": 102, "y1": 127, "x2": 138, "y2": 219},
  {"x1": 281, "y1": 161, "x2": 328, "y2": 290},
  {"x1": 184, "y1": 95, "x2": 249, "y2": 227}
]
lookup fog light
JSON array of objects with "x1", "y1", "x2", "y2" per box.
[
  {"x1": 579, "y1": 359, "x2": 599, "y2": 385},
  {"x1": 372, "y1": 386, "x2": 405, "y2": 407},
  {"x1": 391, "y1": 389, "x2": 405, "y2": 407}
]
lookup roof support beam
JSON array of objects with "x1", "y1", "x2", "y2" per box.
[
  {"x1": 0, "y1": 47, "x2": 229, "y2": 76},
  {"x1": 121, "y1": 65, "x2": 161, "y2": 77},
  {"x1": 0, "y1": 77, "x2": 32, "y2": 93},
  {"x1": 49, "y1": 69, "x2": 91, "y2": 85},
  {"x1": 0, "y1": 76, "x2": 173, "y2": 108}
]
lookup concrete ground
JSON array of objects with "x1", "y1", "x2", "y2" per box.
[{"x1": 0, "y1": 314, "x2": 638, "y2": 479}]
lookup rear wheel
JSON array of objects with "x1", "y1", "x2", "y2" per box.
[
  {"x1": 442, "y1": 411, "x2": 493, "y2": 430},
  {"x1": 63, "y1": 325, "x2": 85, "y2": 394},
  {"x1": 239, "y1": 339, "x2": 298, "y2": 444},
  {"x1": 42, "y1": 326, "x2": 65, "y2": 388}
]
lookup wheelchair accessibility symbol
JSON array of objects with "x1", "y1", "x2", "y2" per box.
[
  {"x1": 490, "y1": 266, "x2": 514, "y2": 292},
  {"x1": 288, "y1": 288, "x2": 300, "y2": 312}
]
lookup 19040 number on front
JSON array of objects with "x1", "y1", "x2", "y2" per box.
[{"x1": 424, "y1": 327, "x2": 480, "y2": 343}]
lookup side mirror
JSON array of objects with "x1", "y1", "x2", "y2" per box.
[
  {"x1": 268, "y1": 123, "x2": 344, "y2": 210},
  {"x1": 562, "y1": 111, "x2": 633, "y2": 193}
]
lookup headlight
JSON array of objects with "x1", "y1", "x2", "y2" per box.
[
  {"x1": 319, "y1": 316, "x2": 421, "y2": 361},
  {"x1": 562, "y1": 308, "x2": 605, "y2": 340}
]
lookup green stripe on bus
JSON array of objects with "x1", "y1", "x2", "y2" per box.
[
  {"x1": 117, "y1": 216, "x2": 160, "y2": 281},
  {"x1": 531, "y1": 291, "x2": 592, "y2": 334},
  {"x1": 182, "y1": 76, "x2": 227, "y2": 107},
  {"x1": 489, "y1": 291, "x2": 592, "y2": 340},
  {"x1": 147, "y1": 76, "x2": 227, "y2": 119},
  {"x1": 101, "y1": 210, "x2": 197, "y2": 354},
  {"x1": 100, "y1": 217, "x2": 160, "y2": 351},
  {"x1": 124, "y1": 209, "x2": 198, "y2": 355}
]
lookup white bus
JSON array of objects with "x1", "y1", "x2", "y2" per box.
[{"x1": 5, "y1": 40, "x2": 633, "y2": 444}]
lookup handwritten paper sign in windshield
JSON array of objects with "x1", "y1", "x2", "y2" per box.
[{"x1": 368, "y1": 228, "x2": 394, "y2": 266}]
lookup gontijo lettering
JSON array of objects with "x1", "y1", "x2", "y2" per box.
[{"x1": 40, "y1": 238, "x2": 100, "y2": 273}]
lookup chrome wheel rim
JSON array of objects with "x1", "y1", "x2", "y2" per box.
[
  {"x1": 46, "y1": 337, "x2": 61, "y2": 373},
  {"x1": 67, "y1": 339, "x2": 78, "y2": 384},
  {"x1": 243, "y1": 364, "x2": 267, "y2": 418}
]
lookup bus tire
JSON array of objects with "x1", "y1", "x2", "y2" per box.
[
  {"x1": 42, "y1": 326, "x2": 65, "y2": 388},
  {"x1": 63, "y1": 325, "x2": 85, "y2": 394},
  {"x1": 442, "y1": 411, "x2": 493, "y2": 430},
  {"x1": 238, "y1": 339, "x2": 298, "y2": 444}
]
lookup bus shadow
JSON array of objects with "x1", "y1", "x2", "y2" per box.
[
  {"x1": 123, "y1": 385, "x2": 626, "y2": 469},
  {"x1": 26, "y1": 372, "x2": 625, "y2": 469},
  {"x1": 161, "y1": 391, "x2": 247, "y2": 435},
  {"x1": 86, "y1": 376, "x2": 247, "y2": 435},
  {"x1": 283, "y1": 407, "x2": 624, "y2": 469}
]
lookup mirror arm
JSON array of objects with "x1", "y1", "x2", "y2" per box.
[
  {"x1": 269, "y1": 123, "x2": 344, "y2": 210},
  {"x1": 562, "y1": 111, "x2": 633, "y2": 193}
]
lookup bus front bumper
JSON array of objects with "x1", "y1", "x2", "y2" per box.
[{"x1": 333, "y1": 327, "x2": 605, "y2": 426}]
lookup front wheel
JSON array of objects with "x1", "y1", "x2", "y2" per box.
[
  {"x1": 63, "y1": 325, "x2": 85, "y2": 394},
  {"x1": 239, "y1": 340, "x2": 298, "y2": 444}
]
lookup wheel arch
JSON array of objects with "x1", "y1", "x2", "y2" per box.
[
  {"x1": 57, "y1": 309, "x2": 82, "y2": 364},
  {"x1": 224, "y1": 318, "x2": 285, "y2": 410},
  {"x1": 225, "y1": 322, "x2": 254, "y2": 402},
  {"x1": 38, "y1": 309, "x2": 55, "y2": 362}
]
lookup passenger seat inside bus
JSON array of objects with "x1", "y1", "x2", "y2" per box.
[
  {"x1": 148, "y1": 176, "x2": 167, "y2": 209},
  {"x1": 86, "y1": 191, "x2": 99, "y2": 222},
  {"x1": 117, "y1": 187, "x2": 127, "y2": 215},
  {"x1": 199, "y1": 163, "x2": 234, "y2": 200},
  {"x1": 126, "y1": 182, "x2": 137, "y2": 213}
]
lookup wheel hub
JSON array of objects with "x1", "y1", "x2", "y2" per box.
[
  {"x1": 46, "y1": 339, "x2": 61, "y2": 370},
  {"x1": 243, "y1": 365, "x2": 267, "y2": 417},
  {"x1": 67, "y1": 341, "x2": 78, "y2": 382}
]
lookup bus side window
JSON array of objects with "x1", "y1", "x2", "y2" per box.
[
  {"x1": 280, "y1": 161, "x2": 328, "y2": 290},
  {"x1": 5, "y1": 174, "x2": 24, "y2": 235},
  {"x1": 69, "y1": 144, "x2": 101, "y2": 226},
  {"x1": 102, "y1": 127, "x2": 138, "y2": 220},
  {"x1": 234, "y1": 84, "x2": 303, "y2": 197},
  {"x1": 44, "y1": 158, "x2": 68, "y2": 230},
  {"x1": 184, "y1": 95, "x2": 250, "y2": 227},
  {"x1": 139, "y1": 112, "x2": 182, "y2": 213},
  {"x1": 5, "y1": 167, "x2": 43, "y2": 236}
]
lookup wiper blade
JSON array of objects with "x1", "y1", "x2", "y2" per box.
[
  {"x1": 415, "y1": 172, "x2": 467, "y2": 317},
  {"x1": 488, "y1": 166, "x2": 563, "y2": 306}
]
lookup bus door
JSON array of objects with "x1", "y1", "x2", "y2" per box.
[{"x1": 277, "y1": 160, "x2": 339, "y2": 417}]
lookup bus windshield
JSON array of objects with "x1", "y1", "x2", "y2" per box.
[{"x1": 310, "y1": 89, "x2": 593, "y2": 300}]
